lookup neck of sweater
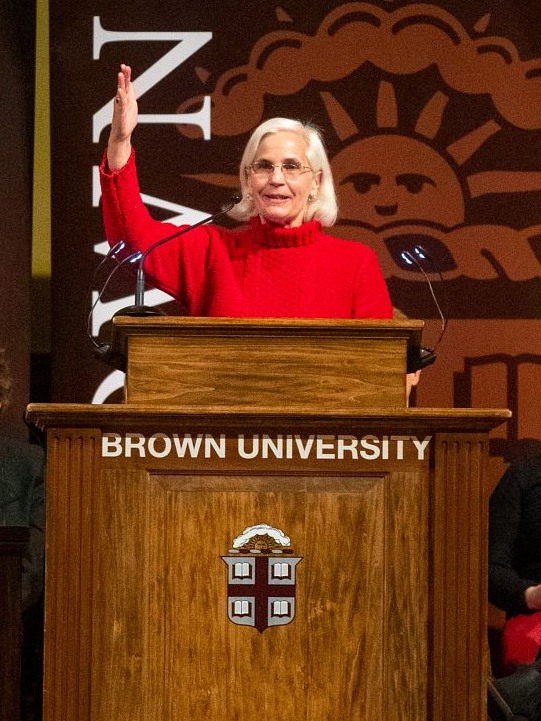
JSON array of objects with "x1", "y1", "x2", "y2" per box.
[{"x1": 249, "y1": 216, "x2": 322, "y2": 247}]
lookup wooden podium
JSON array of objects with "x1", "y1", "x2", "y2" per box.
[{"x1": 26, "y1": 318, "x2": 510, "y2": 721}]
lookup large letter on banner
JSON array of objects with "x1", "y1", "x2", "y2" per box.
[{"x1": 92, "y1": 16, "x2": 212, "y2": 142}]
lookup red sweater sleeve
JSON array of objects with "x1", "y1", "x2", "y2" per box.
[{"x1": 99, "y1": 148, "x2": 213, "y2": 303}]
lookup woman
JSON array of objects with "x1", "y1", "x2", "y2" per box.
[
  {"x1": 489, "y1": 456, "x2": 541, "y2": 672},
  {"x1": 100, "y1": 64, "x2": 393, "y2": 319}
]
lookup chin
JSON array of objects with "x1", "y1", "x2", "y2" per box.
[
  {"x1": 265, "y1": 217, "x2": 297, "y2": 228},
  {"x1": 261, "y1": 207, "x2": 302, "y2": 225}
]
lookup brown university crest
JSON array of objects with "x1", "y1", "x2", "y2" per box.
[{"x1": 222, "y1": 524, "x2": 302, "y2": 633}]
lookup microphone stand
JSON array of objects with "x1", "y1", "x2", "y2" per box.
[
  {"x1": 400, "y1": 246, "x2": 447, "y2": 372},
  {"x1": 94, "y1": 194, "x2": 241, "y2": 367},
  {"x1": 114, "y1": 194, "x2": 241, "y2": 318}
]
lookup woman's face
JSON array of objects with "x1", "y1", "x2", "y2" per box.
[{"x1": 246, "y1": 130, "x2": 320, "y2": 228}]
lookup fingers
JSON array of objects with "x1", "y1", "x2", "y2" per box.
[
  {"x1": 115, "y1": 64, "x2": 132, "y2": 101},
  {"x1": 110, "y1": 62, "x2": 137, "y2": 147}
]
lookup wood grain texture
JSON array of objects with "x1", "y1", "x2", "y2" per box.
[
  {"x1": 430, "y1": 434, "x2": 489, "y2": 721},
  {"x1": 110, "y1": 317, "x2": 424, "y2": 410},
  {"x1": 126, "y1": 335, "x2": 406, "y2": 409},
  {"x1": 79, "y1": 469, "x2": 426, "y2": 720},
  {"x1": 34, "y1": 410, "x2": 508, "y2": 721},
  {"x1": 32, "y1": 317, "x2": 509, "y2": 721},
  {"x1": 43, "y1": 430, "x2": 99, "y2": 721},
  {"x1": 26, "y1": 403, "x2": 511, "y2": 433}
]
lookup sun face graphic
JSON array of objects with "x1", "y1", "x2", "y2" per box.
[
  {"x1": 330, "y1": 131, "x2": 466, "y2": 230},
  {"x1": 175, "y1": 2, "x2": 541, "y2": 290}
]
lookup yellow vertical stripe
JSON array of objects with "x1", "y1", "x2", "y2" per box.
[{"x1": 32, "y1": 0, "x2": 50, "y2": 278}]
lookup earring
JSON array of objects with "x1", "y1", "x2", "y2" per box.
[
  {"x1": 307, "y1": 193, "x2": 316, "y2": 203},
  {"x1": 245, "y1": 192, "x2": 253, "y2": 202}
]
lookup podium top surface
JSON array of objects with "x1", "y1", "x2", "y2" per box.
[
  {"x1": 25, "y1": 402, "x2": 511, "y2": 433},
  {"x1": 111, "y1": 315, "x2": 424, "y2": 339}
]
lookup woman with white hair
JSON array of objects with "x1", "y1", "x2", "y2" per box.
[{"x1": 100, "y1": 64, "x2": 392, "y2": 319}]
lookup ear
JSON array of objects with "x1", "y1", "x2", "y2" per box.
[
  {"x1": 245, "y1": 166, "x2": 255, "y2": 194},
  {"x1": 312, "y1": 169, "x2": 322, "y2": 195}
]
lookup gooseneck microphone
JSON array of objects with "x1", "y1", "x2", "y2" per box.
[
  {"x1": 93, "y1": 194, "x2": 241, "y2": 367},
  {"x1": 89, "y1": 249, "x2": 143, "y2": 364},
  {"x1": 123, "y1": 193, "x2": 242, "y2": 317},
  {"x1": 400, "y1": 244, "x2": 447, "y2": 371}
]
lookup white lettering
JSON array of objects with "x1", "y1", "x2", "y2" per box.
[
  {"x1": 148, "y1": 433, "x2": 172, "y2": 458},
  {"x1": 90, "y1": 288, "x2": 172, "y2": 337},
  {"x1": 99, "y1": 432, "x2": 432, "y2": 461},
  {"x1": 102, "y1": 433, "x2": 122, "y2": 457},
  {"x1": 92, "y1": 165, "x2": 212, "y2": 223},
  {"x1": 205, "y1": 434, "x2": 226, "y2": 458},
  {"x1": 238, "y1": 435, "x2": 259, "y2": 459},
  {"x1": 125, "y1": 433, "x2": 146, "y2": 457},
  {"x1": 172, "y1": 434, "x2": 203, "y2": 457},
  {"x1": 359, "y1": 435, "x2": 380, "y2": 460},
  {"x1": 262, "y1": 435, "x2": 283, "y2": 459},
  {"x1": 337, "y1": 435, "x2": 358, "y2": 459},
  {"x1": 295, "y1": 435, "x2": 314, "y2": 459},
  {"x1": 92, "y1": 17, "x2": 212, "y2": 142},
  {"x1": 316, "y1": 436, "x2": 335, "y2": 459},
  {"x1": 412, "y1": 435, "x2": 432, "y2": 460},
  {"x1": 391, "y1": 435, "x2": 410, "y2": 460},
  {"x1": 92, "y1": 370, "x2": 125, "y2": 404},
  {"x1": 90, "y1": 184, "x2": 207, "y2": 337}
]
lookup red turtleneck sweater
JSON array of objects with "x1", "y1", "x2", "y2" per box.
[{"x1": 100, "y1": 150, "x2": 392, "y2": 319}]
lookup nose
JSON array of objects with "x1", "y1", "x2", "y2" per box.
[{"x1": 269, "y1": 165, "x2": 286, "y2": 181}]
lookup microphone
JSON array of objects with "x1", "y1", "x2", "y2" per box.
[
  {"x1": 93, "y1": 193, "x2": 241, "y2": 368},
  {"x1": 117, "y1": 193, "x2": 242, "y2": 317},
  {"x1": 400, "y1": 245, "x2": 447, "y2": 372},
  {"x1": 89, "y1": 250, "x2": 143, "y2": 366}
]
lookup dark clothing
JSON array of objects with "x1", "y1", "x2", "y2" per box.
[
  {"x1": 489, "y1": 455, "x2": 541, "y2": 616},
  {"x1": 0, "y1": 435, "x2": 45, "y2": 611}
]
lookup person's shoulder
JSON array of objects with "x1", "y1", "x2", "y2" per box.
[
  {"x1": 497, "y1": 454, "x2": 541, "y2": 494},
  {"x1": 509, "y1": 454, "x2": 541, "y2": 475}
]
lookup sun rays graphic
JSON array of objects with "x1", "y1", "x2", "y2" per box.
[
  {"x1": 327, "y1": 79, "x2": 527, "y2": 228},
  {"x1": 176, "y1": 3, "x2": 541, "y2": 286},
  {"x1": 319, "y1": 79, "x2": 541, "y2": 284}
]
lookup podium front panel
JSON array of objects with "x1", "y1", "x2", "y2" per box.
[
  {"x1": 126, "y1": 333, "x2": 406, "y2": 410},
  {"x1": 31, "y1": 407, "x2": 508, "y2": 721},
  {"x1": 110, "y1": 317, "x2": 425, "y2": 410}
]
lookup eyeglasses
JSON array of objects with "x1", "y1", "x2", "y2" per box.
[{"x1": 247, "y1": 160, "x2": 314, "y2": 180}]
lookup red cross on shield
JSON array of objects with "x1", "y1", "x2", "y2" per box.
[{"x1": 222, "y1": 554, "x2": 302, "y2": 632}]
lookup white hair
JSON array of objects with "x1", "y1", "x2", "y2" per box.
[{"x1": 228, "y1": 117, "x2": 338, "y2": 227}]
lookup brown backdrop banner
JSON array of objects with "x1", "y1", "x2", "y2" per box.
[{"x1": 50, "y1": 0, "x2": 541, "y2": 465}]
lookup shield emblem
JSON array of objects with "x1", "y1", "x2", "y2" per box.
[{"x1": 222, "y1": 524, "x2": 302, "y2": 633}]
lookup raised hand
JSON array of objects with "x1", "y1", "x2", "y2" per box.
[{"x1": 107, "y1": 64, "x2": 138, "y2": 170}]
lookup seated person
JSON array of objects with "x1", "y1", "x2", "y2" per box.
[
  {"x1": 489, "y1": 455, "x2": 541, "y2": 674},
  {"x1": 0, "y1": 348, "x2": 45, "y2": 612},
  {"x1": 0, "y1": 347, "x2": 45, "y2": 720}
]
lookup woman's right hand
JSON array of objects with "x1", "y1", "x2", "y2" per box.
[{"x1": 107, "y1": 64, "x2": 137, "y2": 170}]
